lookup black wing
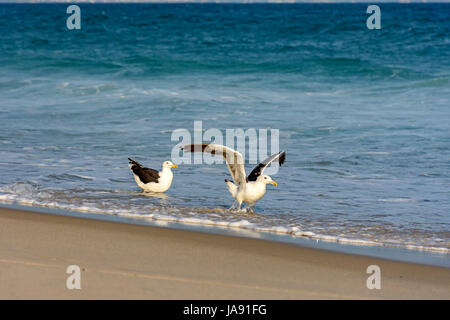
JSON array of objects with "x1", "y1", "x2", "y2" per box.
[
  {"x1": 247, "y1": 151, "x2": 286, "y2": 181},
  {"x1": 128, "y1": 158, "x2": 160, "y2": 184}
]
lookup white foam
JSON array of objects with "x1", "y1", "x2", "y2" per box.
[
  {"x1": 294, "y1": 231, "x2": 315, "y2": 237},
  {"x1": 0, "y1": 193, "x2": 448, "y2": 254},
  {"x1": 72, "y1": 174, "x2": 96, "y2": 181},
  {"x1": 178, "y1": 217, "x2": 216, "y2": 226},
  {"x1": 229, "y1": 220, "x2": 253, "y2": 228}
]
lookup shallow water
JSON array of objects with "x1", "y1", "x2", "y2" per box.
[{"x1": 0, "y1": 4, "x2": 449, "y2": 253}]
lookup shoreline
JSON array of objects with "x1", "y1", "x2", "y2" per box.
[
  {"x1": 0, "y1": 202, "x2": 449, "y2": 268},
  {"x1": 0, "y1": 206, "x2": 449, "y2": 299}
]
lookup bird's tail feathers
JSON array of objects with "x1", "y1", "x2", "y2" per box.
[
  {"x1": 128, "y1": 158, "x2": 142, "y2": 168},
  {"x1": 224, "y1": 179, "x2": 238, "y2": 198}
]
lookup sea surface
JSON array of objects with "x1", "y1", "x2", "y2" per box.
[{"x1": 0, "y1": 4, "x2": 449, "y2": 254}]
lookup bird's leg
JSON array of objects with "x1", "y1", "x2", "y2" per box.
[
  {"x1": 247, "y1": 205, "x2": 256, "y2": 214},
  {"x1": 242, "y1": 204, "x2": 255, "y2": 214},
  {"x1": 229, "y1": 201, "x2": 239, "y2": 211}
]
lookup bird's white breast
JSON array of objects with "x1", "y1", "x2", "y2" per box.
[{"x1": 237, "y1": 181, "x2": 266, "y2": 204}]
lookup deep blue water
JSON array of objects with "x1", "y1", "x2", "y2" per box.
[{"x1": 0, "y1": 4, "x2": 449, "y2": 253}]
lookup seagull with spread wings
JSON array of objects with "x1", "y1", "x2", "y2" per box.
[{"x1": 181, "y1": 144, "x2": 286, "y2": 210}]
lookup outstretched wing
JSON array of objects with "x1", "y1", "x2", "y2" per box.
[
  {"x1": 181, "y1": 144, "x2": 247, "y2": 185},
  {"x1": 247, "y1": 150, "x2": 286, "y2": 181},
  {"x1": 128, "y1": 158, "x2": 160, "y2": 184}
]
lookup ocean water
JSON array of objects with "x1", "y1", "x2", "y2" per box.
[{"x1": 0, "y1": 4, "x2": 449, "y2": 254}]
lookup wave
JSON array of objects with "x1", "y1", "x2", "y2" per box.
[{"x1": 0, "y1": 183, "x2": 448, "y2": 254}]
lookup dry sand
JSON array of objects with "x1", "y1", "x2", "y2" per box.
[{"x1": 0, "y1": 206, "x2": 448, "y2": 299}]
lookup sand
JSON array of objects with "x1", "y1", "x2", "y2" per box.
[{"x1": 0, "y1": 206, "x2": 448, "y2": 299}]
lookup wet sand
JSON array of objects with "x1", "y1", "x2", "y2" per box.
[{"x1": 0, "y1": 206, "x2": 448, "y2": 299}]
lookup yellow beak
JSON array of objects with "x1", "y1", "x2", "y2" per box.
[
  {"x1": 270, "y1": 180, "x2": 278, "y2": 187},
  {"x1": 172, "y1": 164, "x2": 178, "y2": 169}
]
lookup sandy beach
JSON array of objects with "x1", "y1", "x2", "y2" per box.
[{"x1": 0, "y1": 206, "x2": 448, "y2": 299}]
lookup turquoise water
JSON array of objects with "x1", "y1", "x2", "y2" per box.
[{"x1": 0, "y1": 4, "x2": 449, "y2": 253}]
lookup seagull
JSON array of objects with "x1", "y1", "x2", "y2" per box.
[
  {"x1": 181, "y1": 144, "x2": 286, "y2": 211},
  {"x1": 128, "y1": 158, "x2": 177, "y2": 193}
]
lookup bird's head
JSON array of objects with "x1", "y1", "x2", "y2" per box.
[
  {"x1": 163, "y1": 161, "x2": 178, "y2": 169},
  {"x1": 258, "y1": 175, "x2": 277, "y2": 187}
]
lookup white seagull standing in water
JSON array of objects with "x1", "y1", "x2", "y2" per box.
[
  {"x1": 128, "y1": 158, "x2": 178, "y2": 193},
  {"x1": 181, "y1": 144, "x2": 286, "y2": 211}
]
